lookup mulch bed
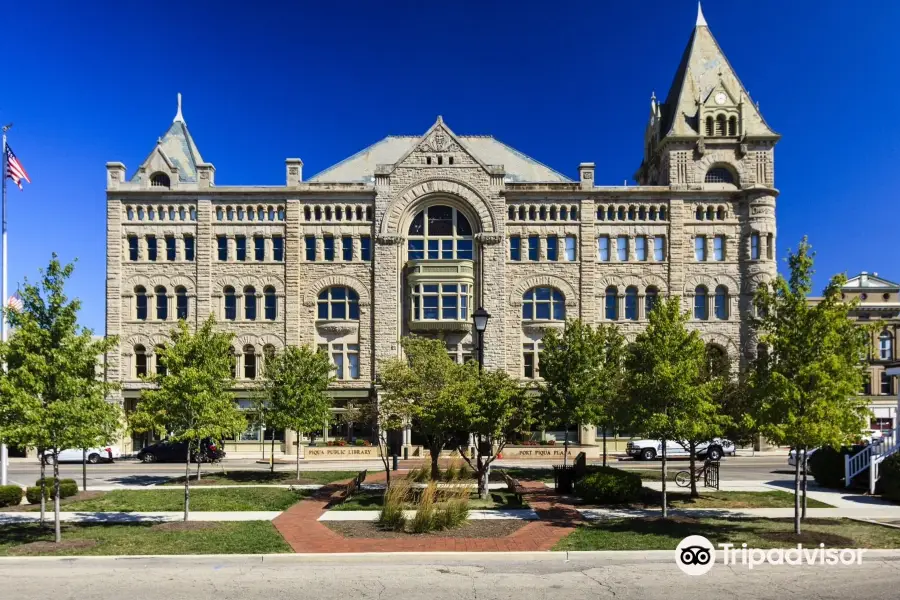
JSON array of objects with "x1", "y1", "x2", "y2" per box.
[
  {"x1": 8, "y1": 540, "x2": 98, "y2": 555},
  {"x1": 150, "y1": 521, "x2": 218, "y2": 532},
  {"x1": 323, "y1": 520, "x2": 526, "y2": 539}
]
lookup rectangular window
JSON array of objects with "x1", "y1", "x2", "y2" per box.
[
  {"x1": 565, "y1": 235, "x2": 577, "y2": 261},
  {"x1": 654, "y1": 235, "x2": 665, "y2": 261},
  {"x1": 184, "y1": 235, "x2": 195, "y2": 261},
  {"x1": 235, "y1": 236, "x2": 247, "y2": 261},
  {"x1": 360, "y1": 236, "x2": 372, "y2": 261},
  {"x1": 635, "y1": 236, "x2": 647, "y2": 261},
  {"x1": 751, "y1": 233, "x2": 760, "y2": 260},
  {"x1": 408, "y1": 240, "x2": 424, "y2": 261},
  {"x1": 714, "y1": 235, "x2": 725, "y2": 261},
  {"x1": 523, "y1": 346, "x2": 535, "y2": 379},
  {"x1": 509, "y1": 236, "x2": 521, "y2": 261},
  {"x1": 254, "y1": 236, "x2": 265, "y2": 261},
  {"x1": 128, "y1": 236, "x2": 138, "y2": 261},
  {"x1": 146, "y1": 236, "x2": 157, "y2": 261},
  {"x1": 767, "y1": 233, "x2": 774, "y2": 259},
  {"x1": 305, "y1": 235, "x2": 316, "y2": 261},
  {"x1": 616, "y1": 236, "x2": 628, "y2": 261},
  {"x1": 272, "y1": 236, "x2": 284, "y2": 262},
  {"x1": 598, "y1": 236, "x2": 610, "y2": 262},
  {"x1": 331, "y1": 344, "x2": 345, "y2": 380},
  {"x1": 165, "y1": 236, "x2": 176, "y2": 261},
  {"x1": 342, "y1": 236, "x2": 353, "y2": 261},
  {"x1": 348, "y1": 344, "x2": 360, "y2": 380},
  {"x1": 528, "y1": 236, "x2": 539, "y2": 261},
  {"x1": 323, "y1": 236, "x2": 335, "y2": 261},
  {"x1": 882, "y1": 372, "x2": 893, "y2": 395},
  {"x1": 546, "y1": 235, "x2": 558, "y2": 261},
  {"x1": 217, "y1": 236, "x2": 227, "y2": 261},
  {"x1": 695, "y1": 236, "x2": 707, "y2": 261}
]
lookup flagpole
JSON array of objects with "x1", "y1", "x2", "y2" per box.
[{"x1": 1, "y1": 128, "x2": 8, "y2": 486}]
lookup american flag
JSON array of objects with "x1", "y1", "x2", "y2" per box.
[
  {"x1": 5, "y1": 144, "x2": 31, "y2": 190},
  {"x1": 7, "y1": 291, "x2": 23, "y2": 312}
]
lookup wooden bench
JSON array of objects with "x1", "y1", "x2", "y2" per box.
[
  {"x1": 500, "y1": 471, "x2": 527, "y2": 504},
  {"x1": 328, "y1": 469, "x2": 367, "y2": 506}
]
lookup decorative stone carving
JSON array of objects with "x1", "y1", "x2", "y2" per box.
[
  {"x1": 696, "y1": 137, "x2": 706, "y2": 156},
  {"x1": 288, "y1": 167, "x2": 299, "y2": 176},
  {"x1": 376, "y1": 234, "x2": 405, "y2": 246},
  {"x1": 316, "y1": 321, "x2": 359, "y2": 336},
  {"x1": 521, "y1": 321, "x2": 565, "y2": 335},
  {"x1": 475, "y1": 233, "x2": 503, "y2": 245}
]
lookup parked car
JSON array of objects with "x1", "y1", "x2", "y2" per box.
[
  {"x1": 136, "y1": 438, "x2": 225, "y2": 463},
  {"x1": 625, "y1": 438, "x2": 734, "y2": 461},
  {"x1": 43, "y1": 446, "x2": 120, "y2": 465},
  {"x1": 787, "y1": 448, "x2": 818, "y2": 471}
]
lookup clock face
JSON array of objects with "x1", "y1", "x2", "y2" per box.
[{"x1": 714, "y1": 92, "x2": 727, "y2": 105}]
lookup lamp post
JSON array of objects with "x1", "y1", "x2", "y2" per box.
[{"x1": 472, "y1": 307, "x2": 491, "y2": 370}]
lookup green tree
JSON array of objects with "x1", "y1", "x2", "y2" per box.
[
  {"x1": 259, "y1": 345, "x2": 334, "y2": 480},
  {"x1": 539, "y1": 319, "x2": 627, "y2": 466},
  {"x1": 453, "y1": 367, "x2": 532, "y2": 498},
  {"x1": 622, "y1": 296, "x2": 717, "y2": 514},
  {"x1": 752, "y1": 238, "x2": 869, "y2": 534},
  {"x1": 378, "y1": 337, "x2": 468, "y2": 480},
  {"x1": 130, "y1": 317, "x2": 245, "y2": 521},
  {"x1": 0, "y1": 256, "x2": 120, "y2": 542}
]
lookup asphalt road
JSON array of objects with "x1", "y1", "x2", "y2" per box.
[
  {"x1": 3, "y1": 455, "x2": 795, "y2": 487},
  {"x1": 0, "y1": 554, "x2": 897, "y2": 600}
]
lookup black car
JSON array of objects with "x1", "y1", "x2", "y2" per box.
[{"x1": 137, "y1": 438, "x2": 225, "y2": 463}]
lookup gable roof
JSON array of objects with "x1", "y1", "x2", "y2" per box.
[
  {"x1": 659, "y1": 5, "x2": 778, "y2": 139},
  {"x1": 844, "y1": 273, "x2": 900, "y2": 290},
  {"x1": 131, "y1": 94, "x2": 205, "y2": 183}
]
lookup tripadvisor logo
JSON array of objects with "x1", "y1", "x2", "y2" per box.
[{"x1": 675, "y1": 536, "x2": 867, "y2": 575}]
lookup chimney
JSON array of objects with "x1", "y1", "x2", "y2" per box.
[
  {"x1": 286, "y1": 158, "x2": 303, "y2": 186},
  {"x1": 106, "y1": 162, "x2": 126, "y2": 190},
  {"x1": 197, "y1": 163, "x2": 215, "y2": 188},
  {"x1": 861, "y1": 272, "x2": 868, "y2": 285},
  {"x1": 578, "y1": 162, "x2": 595, "y2": 190}
]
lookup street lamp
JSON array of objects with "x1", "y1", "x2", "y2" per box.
[{"x1": 472, "y1": 307, "x2": 491, "y2": 369}]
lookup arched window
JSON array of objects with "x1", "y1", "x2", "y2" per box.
[
  {"x1": 705, "y1": 345, "x2": 729, "y2": 378},
  {"x1": 645, "y1": 286, "x2": 659, "y2": 316},
  {"x1": 628, "y1": 206, "x2": 636, "y2": 221},
  {"x1": 175, "y1": 286, "x2": 188, "y2": 320},
  {"x1": 625, "y1": 286, "x2": 638, "y2": 321},
  {"x1": 150, "y1": 172, "x2": 170, "y2": 188},
  {"x1": 659, "y1": 206, "x2": 667, "y2": 220},
  {"x1": 560, "y1": 206, "x2": 568, "y2": 220},
  {"x1": 356, "y1": 207, "x2": 364, "y2": 221},
  {"x1": 649, "y1": 207, "x2": 657, "y2": 221},
  {"x1": 607, "y1": 206, "x2": 615, "y2": 221},
  {"x1": 696, "y1": 207, "x2": 704, "y2": 220},
  {"x1": 244, "y1": 286, "x2": 257, "y2": 320},
  {"x1": 508, "y1": 206, "x2": 515, "y2": 220},
  {"x1": 705, "y1": 116, "x2": 714, "y2": 137},
  {"x1": 522, "y1": 287, "x2": 565, "y2": 321},
  {"x1": 728, "y1": 116, "x2": 737, "y2": 136},
  {"x1": 570, "y1": 206, "x2": 578, "y2": 220},
  {"x1": 155, "y1": 345, "x2": 167, "y2": 376},
  {"x1": 706, "y1": 206, "x2": 714, "y2": 221},
  {"x1": 539, "y1": 206, "x2": 547, "y2": 221},
  {"x1": 406, "y1": 205, "x2": 473, "y2": 261},
  {"x1": 216, "y1": 207, "x2": 224, "y2": 221},
  {"x1": 694, "y1": 286, "x2": 709, "y2": 320},
  {"x1": 605, "y1": 286, "x2": 618, "y2": 321},
  {"x1": 224, "y1": 286, "x2": 237, "y2": 321},
  {"x1": 550, "y1": 206, "x2": 557, "y2": 220},
  {"x1": 880, "y1": 331, "x2": 894, "y2": 360},
  {"x1": 705, "y1": 167, "x2": 735, "y2": 184},
  {"x1": 365, "y1": 207, "x2": 373, "y2": 221},
  {"x1": 317, "y1": 286, "x2": 360, "y2": 320},
  {"x1": 528, "y1": 206, "x2": 536, "y2": 221},
  {"x1": 155, "y1": 286, "x2": 167, "y2": 320},
  {"x1": 135, "y1": 286, "x2": 148, "y2": 321},
  {"x1": 617, "y1": 207, "x2": 626, "y2": 221},
  {"x1": 134, "y1": 345, "x2": 147, "y2": 377},
  {"x1": 264, "y1": 286, "x2": 277, "y2": 320},
  {"x1": 715, "y1": 114, "x2": 726, "y2": 136},
  {"x1": 226, "y1": 207, "x2": 234, "y2": 221},
  {"x1": 638, "y1": 206, "x2": 646, "y2": 220},
  {"x1": 714, "y1": 285, "x2": 729, "y2": 320},
  {"x1": 518, "y1": 206, "x2": 526, "y2": 220},
  {"x1": 243, "y1": 345, "x2": 257, "y2": 380},
  {"x1": 716, "y1": 206, "x2": 725, "y2": 220}
]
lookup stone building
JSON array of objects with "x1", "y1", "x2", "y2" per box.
[{"x1": 105, "y1": 7, "x2": 779, "y2": 456}]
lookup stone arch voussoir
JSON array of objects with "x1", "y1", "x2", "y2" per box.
[
  {"x1": 305, "y1": 275, "x2": 372, "y2": 307},
  {"x1": 382, "y1": 178, "x2": 497, "y2": 236},
  {"x1": 509, "y1": 274, "x2": 578, "y2": 307}
]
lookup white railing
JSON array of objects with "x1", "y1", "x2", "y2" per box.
[
  {"x1": 870, "y1": 434, "x2": 900, "y2": 494},
  {"x1": 844, "y1": 432, "x2": 899, "y2": 493}
]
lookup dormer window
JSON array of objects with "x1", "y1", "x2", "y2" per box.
[{"x1": 150, "y1": 172, "x2": 170, "y2": 188}]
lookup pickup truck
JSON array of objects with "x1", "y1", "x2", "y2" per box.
[{"x1": 625, "y1": 438, "x2": 734, "y2": 461}]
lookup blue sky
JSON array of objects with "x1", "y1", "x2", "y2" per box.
[{"x1": 3, "y1": 1, "x2": 898, "y2": 332}]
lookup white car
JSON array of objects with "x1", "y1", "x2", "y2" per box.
[
  {"x1": 43, "y1": 446, "x2": 120, "y2": 464},
  {"x1": 787, "y1": 448, "x2": 817, "y2": 470},
  {"x1": 625, "y1": 438, "x2": 734, "y2": 461}
]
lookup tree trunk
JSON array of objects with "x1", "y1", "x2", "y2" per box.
[
  {"x1": 794, "y1": 446, "x2": 801, "y2": 535},
  {"x1": 270, "y1": 430, "x2": 276, "y2": 473},
  {"x1": 563, "y1": 424, "x2": 570, "y2": 468},
  {"x1": 429, "y1": 442, "x2": 440, "y2": 481},
  {"x1": 39, "y1": 452, "x2": 46, "y2": 527},
  {"x1": 82, "y1": 449, "x2": 87, "y2": 491},
  {"x1": 661, "y1": 440, "x2": 668, "y2": 519},
  {"x1": 53, "y1": 452, "x2": 61, "y2": 543},
  {"x1": 689, "y1": 441, "x2": 698, "y2": 498},
  {"x1": 196, "y1": 452, "x2": 202, "y2": 482},
  {"x1": 296, "y1": 430, "x2": 301, "y2": 481},
  {"x1": 183, "y1": 441, "x2": 192, "y2": 522},
  {"x1": 801, "y1": 446, "x2": 808, "y2": 519},
  {"x1": 602, "y1": 428, "x2": 608, "y2": 468},
  {"x1": 477, "y1": 455, "x2": 489, "y2": 500}
]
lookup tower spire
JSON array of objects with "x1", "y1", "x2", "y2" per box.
[
  {"x1": 173, "y1": 92, "x2": 184, "y2": 123},
  {"x1": 696, "y1": 2, "x2": 708, "y2": 27}
]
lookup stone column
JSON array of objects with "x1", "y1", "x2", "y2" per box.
[
  {"x1": 195, "y1": 199, "x2": 212, "y2": 324},
  {"x1": 285, "y1": 429, "x2": 297, "y2": 456}
]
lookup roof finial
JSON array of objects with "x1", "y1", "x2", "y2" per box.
[
  {"x1": 436, "y1": 115, "x2": 444, "y2": 124},
  {"x1": 696, "y1": 2, "x2": 708, "y2": 27},
  {"x1": 174, "y1": 92, "x2": 184, "y2": 123}
]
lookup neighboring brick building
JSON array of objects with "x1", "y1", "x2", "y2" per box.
[{"x1": 106, "y1": 7, "x2": 779, "y2": 455}]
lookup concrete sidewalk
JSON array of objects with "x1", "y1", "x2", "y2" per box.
[
  {"x1": 317, "y1": 509, "x2": 540, "y2": 521},
  {"x1": 0, "y1": 511, "x2": 280, "y2": 524},
  {"x1": 578, "y1": 506, "x2": 900, "y2": 520}
]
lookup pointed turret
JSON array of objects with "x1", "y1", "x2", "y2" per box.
[{"x1": 130, "y1": 93, "x2": 205, "y2": 184}]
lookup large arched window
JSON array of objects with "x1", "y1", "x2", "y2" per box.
[
  {"x1": 694, "y1": 286, "x2": 709, "y2": 320},
  {"x1": 244, "y1": 286, "x2": 257, "y2": 321},
  {"x1": 522, "y1": 287, "x2": 565, "y2": 321},
  {"x1": 407, "y1": 205, "x2": 473, "y2": 260},
  {"x1": 155, "y1": 286, "x2": 167, "y2": 320},
  {"x1": 318, "y1": 286, "x2": 360, "y2": 320},
  {"x1": 134, "y1": 345, "x2": 148, "y2": 377},
  {"x1": 605, "y1": 286, "x2": 618, "y2": 321},
  {"x1": 645, "y1": 286, "x2": 659, "y2": 316},
  {"x1": 705, "y1": 345, "x2": 729, "y2": 378},
  {"x1": 175, "y1": 286, "x2": 188, "y2": 320},
  {"x1": 224, "y1": 286, "x2": 237, "y2": 321},
  {"x1": 880, "y1": 331, "x2": 894, "y2": 360},
  {"x1": 155, "y1": 345, "x2": 167, "y2": 376},
  {"x1": 264, "y1": 286, "x2": 277, "y2": 320},
  {"x1": 135, "y1": 286, "x2": 148, "y2": 321},
  {"x1": 243, "y1": 345, "x2": 257, "y2": 379},
  {"x1": 705, "y1": 166, "x2": 735, "y2": 184},
  {"x1": 625, "y1": 286, "x2": 638, "y2": 321},
  {"x1": 150, "y1": 172, "x2": 170, "y2": 188},
  {"x1": 714, "y1": 285, "x2": 729, "y2": 320}
]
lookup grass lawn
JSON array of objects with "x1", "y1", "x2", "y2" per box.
[
  {"x1": 163, "y1": 470, "x2": 360, "y2": 486},
  {"x1": 52, "y1": 488, "x2": 307, "y2": 512},
  {"x1": 554, "y1": 517, "x2": 900, "y2": 551},
  {"x1": 0, "y1": 521, "x2": 291, "y2": 556},
  {"x1": 330, "y1": 490, "x2": 528, "y2": 511},
  {"x1": 623, "y1": 489, "x2": 833, "y2": 510}
]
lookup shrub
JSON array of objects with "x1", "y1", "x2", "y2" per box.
[
  {"x1": 31, "y1": 478, "x2": 79, "y2": 500},
  {"x1": 880, "y1": 453, "x2": 900, "y2": 503},
  {"x1": 378, "y1": 479, "x2": 410, "y2": 530},
  {"x1": 0, "y1": 485, "x2": 23, "y2": 507},
  {"x1": 410, "y1": 482, "x2": 437, "y2": 533},
  {"x1": 434, "y1": 486, "x2": 470, "y2": 530},
  {"x1": 808, "y1": 445, "x2": 867, "y2": 489},
  {"x1": 574, "y1": 467, "x2": 642, "y2": 504},
  {"x1": 406, "y1": 464, "x2": 431, "y2": 483}
]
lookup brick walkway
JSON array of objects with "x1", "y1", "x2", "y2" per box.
[{"x1": 272, "y1": 472, "x2": 583, "y2": 553}]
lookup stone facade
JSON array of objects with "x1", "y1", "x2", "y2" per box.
[{"x1": 105, "y1": 11, "x2": 779, "y2": 453}]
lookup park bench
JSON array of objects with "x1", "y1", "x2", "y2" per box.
[
  {"x1": 328, "y1": 469, "x2": 367, "y2": 506},
  {"x1": 500, "y1": 471, "x2": 527, "y2": 504}
]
